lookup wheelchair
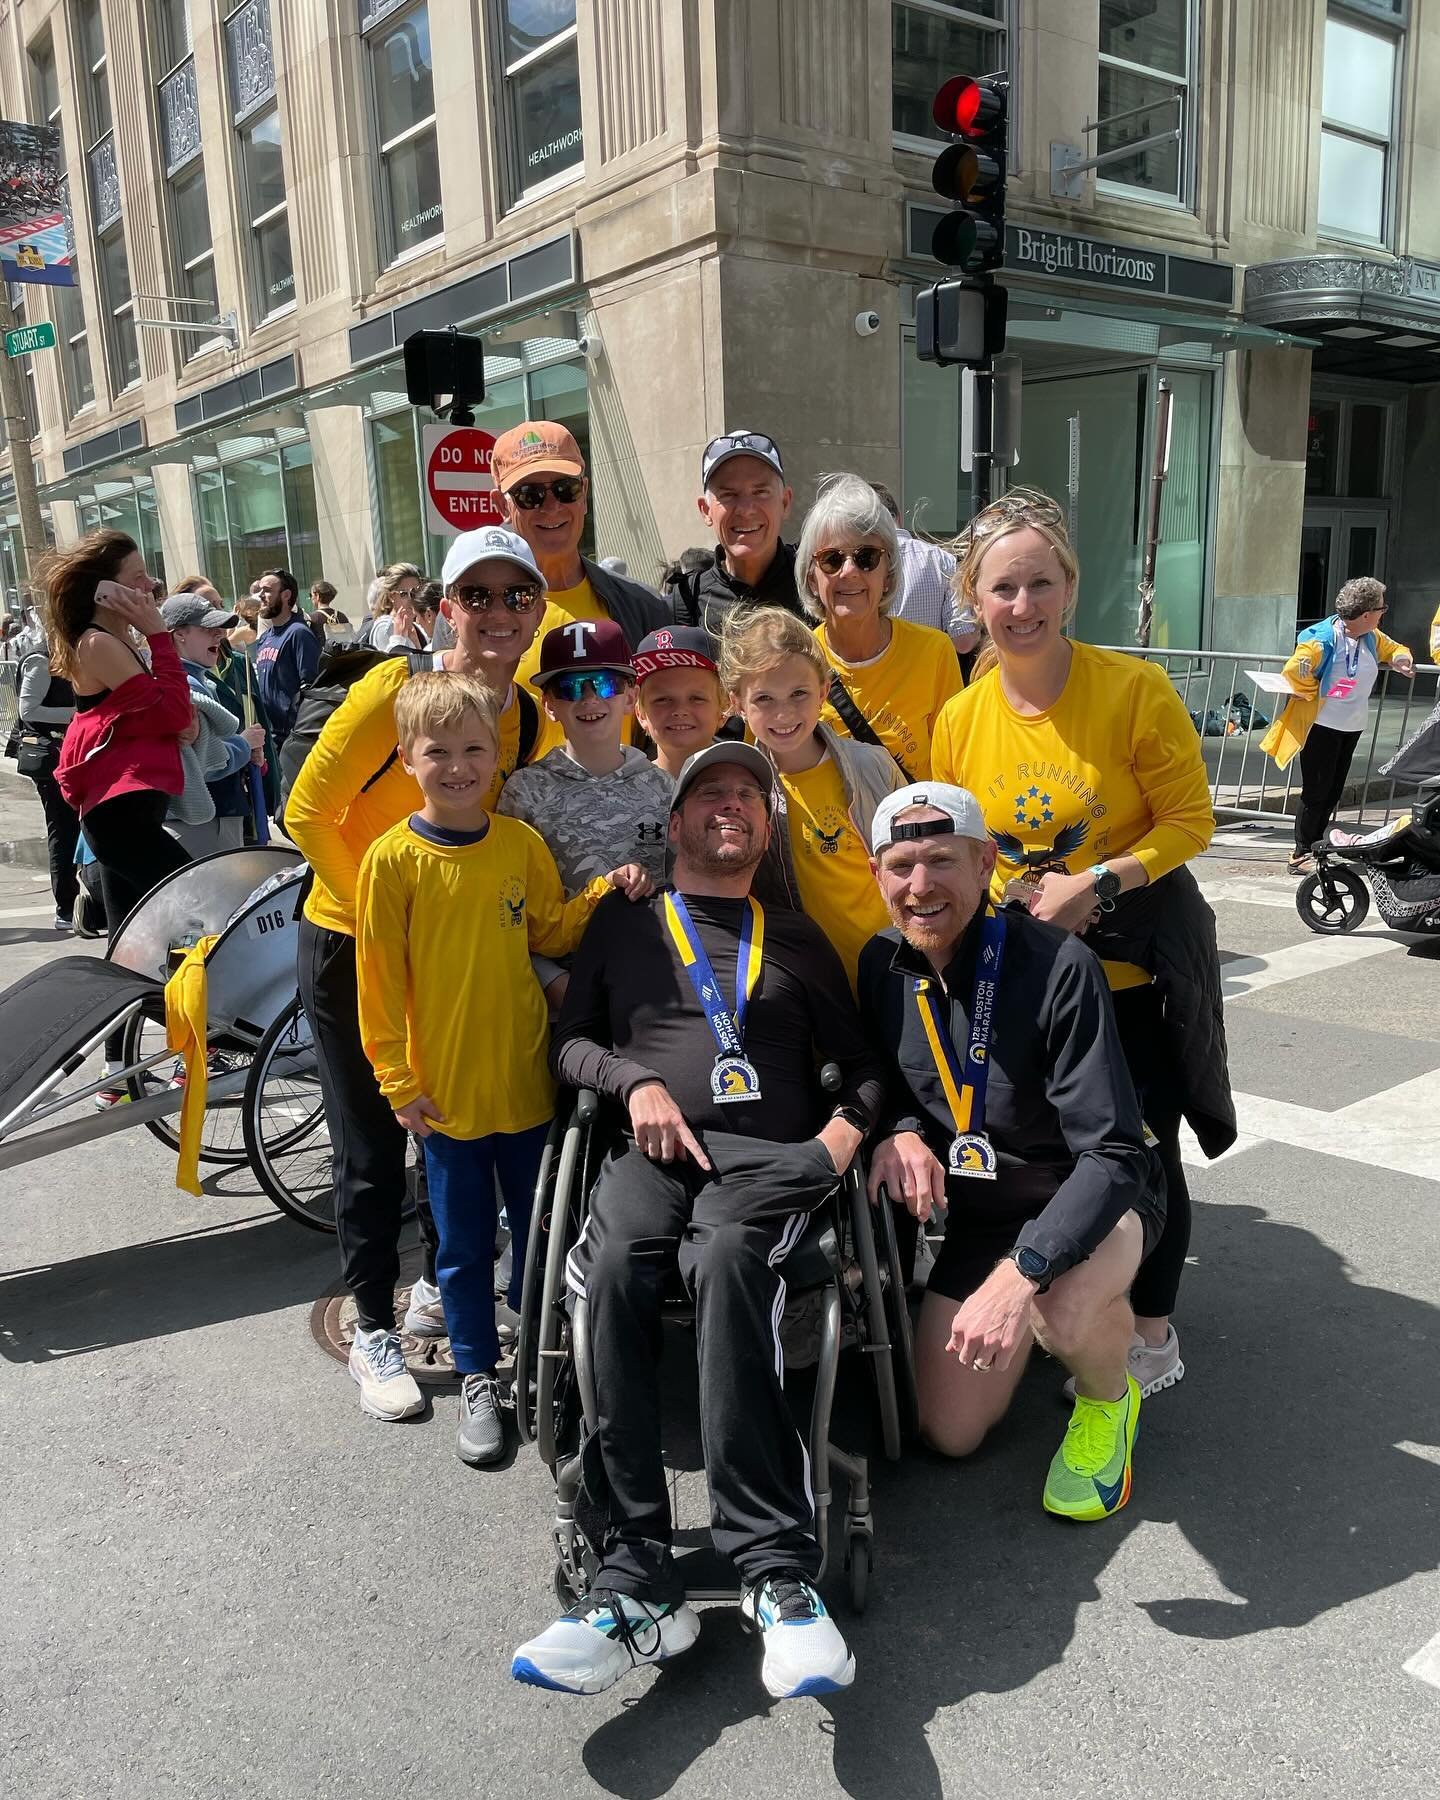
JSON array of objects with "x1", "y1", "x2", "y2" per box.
[
  {"x1": 0, "y1": 847, "x2": 341, "y2": 1233},
  {"x1": 513, "y1": 1078, "x2": 918, "y2": 1616}
]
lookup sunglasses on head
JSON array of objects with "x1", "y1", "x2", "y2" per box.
[
  {"x1": 509, "y1": 476, "x2": 586, "y2": 510},
  {"x1": 548, "y1": 670, "x2": 630, "y2": 703},
  {"x1": 705, "y1": 431, "x2": 780, "y2": 461},
  {"x1": 812, "y1": 545, "x2": 887, "y2": 576},
  {"x1": 449, "y1": 582, "x2": 542, "y2": 614}
]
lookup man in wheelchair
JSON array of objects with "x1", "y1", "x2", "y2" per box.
[
  {"x1": 511, "y1": 742, "x2": 884, "y2": 1700},
  {"x1": 858, "y1": 784, "x2": 1165, "y2": 1522}
]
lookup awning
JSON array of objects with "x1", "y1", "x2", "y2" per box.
[
  {"x1": 1245, "y1": 255, "x2": 1440, "y2": 381},
  {"x1": 1011, "y1": 288, "x2": 1316, "y2": 350}
]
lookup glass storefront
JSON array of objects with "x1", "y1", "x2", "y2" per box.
[
  {"x1": 192, "y1": 429, "x2": 320, "y2": 600},
  {"x1": 75, "y1": 476, "x2": 166, "y2": 587}
]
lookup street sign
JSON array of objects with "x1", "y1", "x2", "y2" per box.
[
  {"x1": 422, "y1": 423, "x2": 502, "y2": 536},
  {"x1": 4, "y1": 322, "x2": 56, "y2": 357}
]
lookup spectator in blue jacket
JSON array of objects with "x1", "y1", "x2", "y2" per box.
[{"x1": 253, "y1": 566, "x2": 320, "y2": 746}]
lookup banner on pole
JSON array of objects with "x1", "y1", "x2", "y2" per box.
[{"x1": 0, "y1": 120, "x2": 76, "y2": 288}]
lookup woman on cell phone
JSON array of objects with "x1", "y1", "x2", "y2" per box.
[{"x1": 42, "y1": 532, "x2": 197, "y2": 1101}]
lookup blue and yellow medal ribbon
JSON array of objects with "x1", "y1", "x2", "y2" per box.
[
  {"x1": 911, "y1": 903, "x2": 1006, "y2": 1141},
  {"x1": 664, "y1": 891, "x2": 764, "y2": 1057}
]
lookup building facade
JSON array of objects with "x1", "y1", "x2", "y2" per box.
[{"x1": 0, "y1": 0, "x2": 1436, "y2": 658}]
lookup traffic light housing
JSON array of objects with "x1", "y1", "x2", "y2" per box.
[
  {"x1": 915, "y1": 280, "x2": 1008, "y2": 369},
  {"x1": 930, "y1": 75, "x2": 1007, "y2": 275}
]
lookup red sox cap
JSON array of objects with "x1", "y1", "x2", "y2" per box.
[
  {"x1": 631, "y1": 625, "x2": 720, "y2": 682},
  {"x1": 534, "y1": 616, "x2": 634, "y2": 686}
]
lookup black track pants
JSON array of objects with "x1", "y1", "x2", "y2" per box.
[{"x1": 567, "y1": 1132, "x2": 839, "y2": 1601}]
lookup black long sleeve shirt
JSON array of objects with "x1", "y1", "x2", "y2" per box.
[
  {"x1": 554, "y1": 888, "x2": 885, "y2": 1142},
  {"x1": 856, "y1": 906, "x2": 1157, "y2": 1276}
]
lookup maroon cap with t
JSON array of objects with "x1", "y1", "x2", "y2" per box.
[{"x1": 534, "y1": 616, "x2": 634, "y2": 687}]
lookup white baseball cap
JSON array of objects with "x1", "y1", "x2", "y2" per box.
[
  {"x1": 871, "y1": 782, "x2": 988, "y2": 853},
  {"x1": 440, "y1": 525, "x2": 545, "y2": 591}
]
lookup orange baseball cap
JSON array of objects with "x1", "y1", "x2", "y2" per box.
[{"x1": 490, "y1": 421, "x2": 586, "y2": 493}]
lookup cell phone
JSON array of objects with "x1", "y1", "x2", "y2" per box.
[{"x1": 93, "y1": 580, "x2": 128, "y2": 607}]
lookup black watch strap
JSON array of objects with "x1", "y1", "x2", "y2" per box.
[{"x1": 832, "y1": 1104, "x2": 869, "y2": 1134}]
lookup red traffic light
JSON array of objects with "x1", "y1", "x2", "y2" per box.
[{"x1": 932, "y1": 75, "x2": 1006, "y2": 140}]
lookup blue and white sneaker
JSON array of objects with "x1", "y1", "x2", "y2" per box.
[
  {"x1": 740, "y1": 1574, "x2": 855, "y2": 1698},
  {"x1": 512, "y1": 1590, "x2": 700, "y2": 1695}
]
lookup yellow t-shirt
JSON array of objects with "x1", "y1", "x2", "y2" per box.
[
  {"x1": 929, "y1": 643, "x2": 1214, "y2": 990},
  {"x1": 355, "y1": 815, "x2": 607, "y2": 1139},
  {"x1": 1430, "y1": 599, "x2": 1440, "y2": 661},
  {"x1": 285, "y1": 655, "x2": 563, "y2": 935},
  {"x1": 517, "y1": 575, "x2": 635, "y2": 743},
  {"x1": 817, "y1": 615, "x2": 963, "y2": 781},
  {"x1": 781, "y1": 754, "x2": 892, "y2": 989}
]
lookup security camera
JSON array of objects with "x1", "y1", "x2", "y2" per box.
[{"x1": 855, "y1": 310, "x2": 881, "y2": 337}]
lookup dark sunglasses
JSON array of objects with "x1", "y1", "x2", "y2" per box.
[
  {"x1": 509, "y1": 476, "x2": 586, "y2": 510},
  {"x1": 548, "y1": 670, "x2": 630, "y2": 703},
  {"x1": 449, "y1": 582, "x2": 542, "y2": 614},
  {"x1": 812, "y1": 545, "x2": 887, "y2": 576}
]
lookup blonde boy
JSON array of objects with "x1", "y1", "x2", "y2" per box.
[
  {"x1": 355, "y1": 672, "x2": 647, "y2": 1465},
  {"x1": 631, "y1": 625, "x2": 728, "y2": 780},
  {"x1": 721, "y1": 607, "x2": 902, "y2": 985}
]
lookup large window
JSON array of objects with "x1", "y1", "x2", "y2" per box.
[
  {"x1": 28, "y1": 39, "x2": 94, "y2": 417},
  {"x1": 157, "y1": 2, "x2": 219, "y2": 361},
  {"x1": 76, "y1": 0, "x2": 111, "y2": 140},
  {"x1": 501, "y1": 2, "x2": 583, "y2": 199},
  {"x1": 364, "y1": 0, "x2": 443, "y2": 262},
  {"x1": 1096, "y1": 0, "x2": 1191, "y2": 204},
  {"x1": 76, "y1": 478, "x2": 165, "y2": 588},
  {"x1": 892, "y1": 2, "x2": 1007, "y2": 150},
  {"x1": 7, "y1": 287, "x2": 42, "y2": 438},
  {"x1": 225, "y1": 0, "x2": 294, "y2": 319},
  {"x1": 193, "y1": 433, "x2": 319, "y2": 600},
  {"x1": 1319, "y1": 8, "x2": 1400, "y2": 245},
  {"x1": 97, "y1": 224, "x2": 140, "y2": 389},
  {"x1": 77, "y1": 3, "x2": 138, "y2": 392}
]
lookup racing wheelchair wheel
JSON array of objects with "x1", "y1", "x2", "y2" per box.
[
  {"x1": 242, "y1": 995, "x2": 345, "y2": 1232},
  {"x1": 120, "y1": 1005, "x2": 253, "y2": 1166},
  {"x1": 1296, "y1": 866, "x2": 1370, "y2": 934}
]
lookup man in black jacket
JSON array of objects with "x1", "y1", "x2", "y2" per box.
[
  {"x1": 491, "y1": 419, "x2": 670, "y2": 654},
  {"x1": 511, "y1": 742, "x2": 882, "y2": 1704},
  {"x1": 857, "y1": 783, "x2": 1163, "y2": 1524},
  {"x1": 670, "y1": 430, "x2": 805, "y2": 634}
]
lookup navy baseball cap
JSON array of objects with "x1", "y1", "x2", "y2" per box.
[{"x1": 631, "y1": 624, "x2": 720, "y2": 682}]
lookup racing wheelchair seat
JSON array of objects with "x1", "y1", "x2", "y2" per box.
[{"x1": 514, "y1": 1079, "x2": 918, "y2": 1616}]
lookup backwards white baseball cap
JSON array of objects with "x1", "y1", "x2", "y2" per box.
[
  {"x1": 871, "y1": 782, "x2": 988, "y2": 853},
  {"x1": 440, "y1": 525, "x2": 545, "y2": 591}
]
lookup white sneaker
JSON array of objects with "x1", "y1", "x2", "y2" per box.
[
  {"x1": 512, "y1": 1591, "x2": 700, "y2": 1694},
  {"x1": 402, "y1": 1277, "x2": 447, "y2": 1339},
  {"x1": 1062, "y1": 1326, "x2": 1185, "y2": 1402},
  {"x1": 348, "y1": 1327, "x2": 424, "y2": 1420},
  {"x1": 741, "y1": 1574, "x2": 855, "y2": 1698}
]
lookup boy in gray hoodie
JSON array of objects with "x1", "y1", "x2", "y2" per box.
[{"x1": 498, "y1": 618, "x2": 672, "y2": 896}]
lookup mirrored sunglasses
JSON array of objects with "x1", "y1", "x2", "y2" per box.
[
  {"x1": 548, "y1": 670, "x2": 631, "y2": 703},
  {"x1": 449, "y1": 582, "x2": 542, "y2": 614},
  {"x1": 509, "y1": 476, "x2": 586, "y2": 510}
]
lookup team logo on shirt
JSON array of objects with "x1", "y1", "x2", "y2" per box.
[
  {"x1": 498, "y1": 877, "x2": 526, "y2": 929},
  {"x1": 805, "y1": 806, "x2": 849, "y2": 858}
]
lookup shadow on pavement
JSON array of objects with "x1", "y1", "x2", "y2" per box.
[{"x1": 575, "y1": 1197, "x2": 1439, "y2": 1798}]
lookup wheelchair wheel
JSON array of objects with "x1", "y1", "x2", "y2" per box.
[
  {"x1": 514, "y1": 1119, "x2": 562, "y2": 1447},
  {"x1": 1296, "y1": 866, "x2": 1369, "y2": 934},
  {"x1": 120, "y1": 1006, "x2": 253, "y2": 1167},
  {"x1": 242, "y1": 995, "x2": 340, "y2": 1233},
  {"x1": 846, "y1": 1534, "x2": 871, "y2": 1616},
  {"x1": 875, "y1": 1186, "x2": 919, "y2": 1447},
  {"x1": 536, "y1": 1111, "x2": 588, "y2": 1471}
]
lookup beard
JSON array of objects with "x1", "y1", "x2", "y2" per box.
[
  {"x1": 259, "y1": 594, "x2": 285, "y2": 620},
  {"x1": 674, "y1": 813, "x2": 763, "y2": 878}
]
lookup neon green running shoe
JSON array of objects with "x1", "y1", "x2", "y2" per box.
[{"x1": 1043, "y1": 1374, "x2": 1141, "y2": 1521}]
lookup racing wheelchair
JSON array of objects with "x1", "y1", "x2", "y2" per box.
[
  {"x1": 513, "y1": 1076, "x2": 918, "y2": 1616},
  {"x1": 0, "y1": 847, "x2": 338, "y2": 1232}
]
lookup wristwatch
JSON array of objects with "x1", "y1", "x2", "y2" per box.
[
  {"x1": 1089, "y1": 862, "x2": 1122, "y2": 910},
  {"x1": 1008, "y1": 1246, "x2": 1055, "y2": 1293},
  {"x1": 831, "y1": 1105, "x2": 869, "y2": 1135}
]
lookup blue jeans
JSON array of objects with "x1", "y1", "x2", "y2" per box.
[{"x1": 421, "y1": 1122, "x2": 548, "y2": 1374}]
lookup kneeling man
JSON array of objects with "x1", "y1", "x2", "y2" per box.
[
  {"x1": 512, "y1": 743, "x2": 883, "y2": 1698},
  {"x1": 858, "y1": 783, "x2": 1164, "y2": 1520}
]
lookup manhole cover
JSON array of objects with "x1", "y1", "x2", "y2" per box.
[{"x1": 309, "y1": 1244, "x2": 458, "y2": 1384}]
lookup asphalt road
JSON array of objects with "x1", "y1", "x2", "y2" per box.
[{"x1": 1, "y1": 773, "x2": 1436, "y2": 1800}]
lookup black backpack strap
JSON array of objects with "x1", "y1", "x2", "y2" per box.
[
  {"x1": 359, "y1": 650, "x2": 430, "y2": 794},
  {"x1": 516, "y1": 685, "x2": 540, "y2": 767},
  {"x1": 825, "y1": 668, "x2": 913, "y2": 783}
]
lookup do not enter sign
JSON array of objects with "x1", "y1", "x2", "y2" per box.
[{"x1": 422, "y1": 424, "x2": 503, "y2": 535}]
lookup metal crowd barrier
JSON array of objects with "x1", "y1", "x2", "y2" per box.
[
  {"x1": 0, "y1": 660, "x2": 19, "y2": 741},
  {"x1": 1097, "y1": 645, "x2": 1440, "y2": 831}
]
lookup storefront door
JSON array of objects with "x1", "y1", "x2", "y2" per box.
[{"x1": 1298, "y1": 508, "x2": 1388, "y2": 628}]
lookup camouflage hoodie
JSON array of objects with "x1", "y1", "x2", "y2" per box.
[{"x1": 496, "y1": 745, "x2": 674, "y2": 894}]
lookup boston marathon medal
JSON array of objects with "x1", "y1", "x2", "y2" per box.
[
  {"x1": 948, "y1": 1131, "x2": 998, "y2": 1180},
  {"x1": 712, "y1": 1055, "x2": 762, "y2": 1105}
]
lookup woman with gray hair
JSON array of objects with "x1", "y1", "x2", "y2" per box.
[
  {"x1": 1261, "y1": 575, "x2": 1415, "y2": 872},
  {"x1": 797, "y1": 472, "x2": 963, "y2": 779}
]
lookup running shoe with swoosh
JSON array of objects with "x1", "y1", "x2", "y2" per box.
[{"x1": 1043, "y1": 1374, "x2": 1141, "y2": 1521}]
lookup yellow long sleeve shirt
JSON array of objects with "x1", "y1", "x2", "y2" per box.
[
  {"x1": 355, "y1": 815, "x2": 607, "y2": 1139},
  {"x1": 817, "y1": 615, "x2": 963, "y2": 781},
  {"x1": 284, "y1": 655, "x2": 563, "y2": 935},
  {"x1": 930, "y1": 643, "x2": 1214, "y2": 989}
]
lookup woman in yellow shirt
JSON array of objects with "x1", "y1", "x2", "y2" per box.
[
  {"x1": 797, "y1": 473, "x2": 963, "y2": 781},
  {"x1": 931, "y1": 488, "x2": 1230, "y2": 1399}
]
